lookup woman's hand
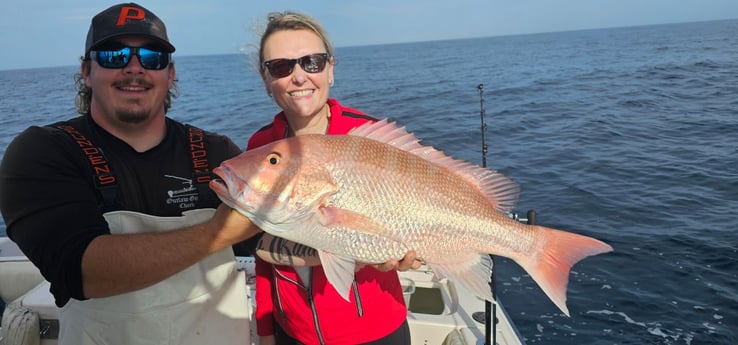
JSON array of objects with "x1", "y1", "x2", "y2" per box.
[{"x1": 362, "y1": 250, "x2": 422, "y2": 272}]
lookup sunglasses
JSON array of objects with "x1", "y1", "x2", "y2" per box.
[
  {"x1": 90, "y1": 46, "x2": 171, "y2": 70},
  {"x1": 262, "y1": 53, "x2": 330, "y2": 78}
]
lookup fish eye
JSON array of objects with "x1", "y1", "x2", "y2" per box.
[{"x1": 266, "y1": 153, "x2": 281, "y2": 165}]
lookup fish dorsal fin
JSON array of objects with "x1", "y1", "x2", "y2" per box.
[
  {"x1": 348, "y1": 119, "x2": 520, "y2": 213},
  {"x1": 349, "y1": 119, "x2": 425, "y2": 152}
]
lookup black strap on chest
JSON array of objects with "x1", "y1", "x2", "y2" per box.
[
  {"x1": 55, "y1": 123, "x2": 119, "y2": 212},
  {"x1": 186, "y1": 125, "x2": 218, "y2": 205},
  {"x1": 53, "y1": 121, "x2": 216, "y2": 211}
]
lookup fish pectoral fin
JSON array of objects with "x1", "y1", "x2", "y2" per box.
[
  {"x1": 318, "y1": 250, "x2": 356, "y2": 301},
  {"x1": 428, "y1": 254, "x2": 494, "y2": 302},
  {"x1": 318, "y1": 206, "x2": 386, "y2": 235},
  {"x1": 316, "y1": 207, "x2": 395, "y2": 302}
]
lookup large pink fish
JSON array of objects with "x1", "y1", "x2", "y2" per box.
[{"x1": 210, "y1": 120, "x2": 612, "y2": 316}]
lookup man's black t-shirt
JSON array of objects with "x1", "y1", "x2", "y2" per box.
[{"x1": 0, "y1": 115, "x2": 242, "y2": 306}]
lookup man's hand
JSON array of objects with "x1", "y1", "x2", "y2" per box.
[{"x1": 207, "y1": 204, "x2": 262, "y2": 250}]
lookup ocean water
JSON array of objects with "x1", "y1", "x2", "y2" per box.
[{"x1": 1, "y1": 19, "x2": 737, "y2": 344}]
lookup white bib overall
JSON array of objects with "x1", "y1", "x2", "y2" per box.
[{"x1": 58, "y1": 209, "x2": 251, "y2": 345}]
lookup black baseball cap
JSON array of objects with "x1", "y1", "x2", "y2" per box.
[{"x1": 85, "y1": 3, "x2": 176, "y2": 55}]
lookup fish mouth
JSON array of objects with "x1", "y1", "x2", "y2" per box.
[
  {"x1": 210, "y1": 166, "x2": 248, "y2": 211},
  {"x1": 210, "y1": 166, "x2": 278, "y2": 229},
  {"x1": 210, "y1": 166, "x2": 230, "y2": 189}
]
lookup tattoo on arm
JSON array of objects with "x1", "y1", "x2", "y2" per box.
[{"x1": 257, "y1": 236, "x2": 319, "y2": 266}]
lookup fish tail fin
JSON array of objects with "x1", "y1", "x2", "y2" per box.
[{"x1": 518, "y1": 226, "x2": 612, "y2": 317}]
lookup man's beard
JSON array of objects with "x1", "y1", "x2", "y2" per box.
[
  {"x1": 113, "y1": 78, "x2": 156, "y2": 124},
  {"x1": 116, "y1": 109, "x2": 150, "y2": 124}
]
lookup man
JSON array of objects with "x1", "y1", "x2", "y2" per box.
[{"x1": 0, "y1": 3, "x2": 259, "y2": 344}]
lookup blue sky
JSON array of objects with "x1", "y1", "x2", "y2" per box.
[{"x1": 1, "y1": 0, "x2": 737, "y2": 71}]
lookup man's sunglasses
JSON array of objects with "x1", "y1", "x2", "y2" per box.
[
  {"x1": 262, "y1": 53, "x2": 330, "y2": 78},
  {"x1": 89, "y1": 46, "x2": 171, "y2": 70}
]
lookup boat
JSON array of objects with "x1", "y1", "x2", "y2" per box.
[{"x1": 1, "y1": 235, "x2": 525, "y2": 345}]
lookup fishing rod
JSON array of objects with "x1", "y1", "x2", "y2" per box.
[
  {"x1": 477, "y1": 83, "x2": 496, "y2": 345},
  {"x1": 478, "y1": 84, "x2": 489, "y2": 169},
  {"x1": 477, "y1": 83, "x2": 536, "y2": 345}
]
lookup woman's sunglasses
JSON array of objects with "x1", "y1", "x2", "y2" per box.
[
  {"x1": 89, "y1": 46, "x2": 171, "y2": 70},
  {"x1": 262, "y1": 53, "x2": 330, "y2": 78}
]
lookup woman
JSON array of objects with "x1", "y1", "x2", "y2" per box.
[{"x1": 247, "y1": 11, "x2": 417, "y2": 345}]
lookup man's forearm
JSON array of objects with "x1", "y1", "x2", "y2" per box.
[
  {"x1": 81, "y1": 205, "x2": 260, "y2": 298},
  {"x1": 81, "y1": 227, "x2": 211, "y2": 297}
]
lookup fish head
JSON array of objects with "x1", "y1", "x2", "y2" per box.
[{"x1": 210, "y1": 137, "x2": 337, "y2": 233}]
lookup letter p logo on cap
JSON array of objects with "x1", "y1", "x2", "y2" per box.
[{"x1": 117, "y1": 6, "x2": 146, "y2": 26}]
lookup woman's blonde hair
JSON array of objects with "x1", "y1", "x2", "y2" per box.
[{"x1": 257, "y1": 11, "x2": 335, "y2": 74}]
